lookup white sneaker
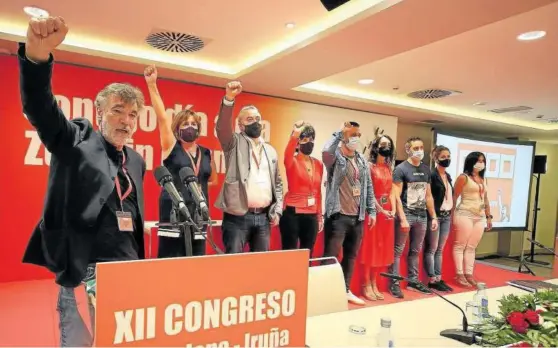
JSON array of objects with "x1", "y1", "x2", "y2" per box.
[{"x1": 347, "y1": 291, "x2": 365, "y2": 305}]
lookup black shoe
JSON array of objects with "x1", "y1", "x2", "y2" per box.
[
  {"x1": 438, "y1": 280, "x2": 454, "y2": 292},
  {"x1": 389, "y1": 282, "x2": 404, "y2": 299},
  {"x1": 428, "y1": 281, "x2": 449, "y2": 292},
  {"x1": 408, "y1": 281, "x2": 432, "y2": 294}
]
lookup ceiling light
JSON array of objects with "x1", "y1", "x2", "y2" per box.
[
  {"x1": 473, "y1": 102, "x2": 486, "y2": 106},
  {"x1": 285, "y1": 22, "x2": 295, "y2": 29},
  {"x1": 23, "y1": 6, "x2": 49, "y2": 18},
  {"x1": 358, "y1": 79, "x2": 374, "y2": 85},
  {"x1": 517, "y1": 31, "x2": 546, "y2": 41}
]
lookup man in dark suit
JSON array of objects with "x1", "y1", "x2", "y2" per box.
[{"x1": 20, "y1": 16, "x2": 148, "y2": 347}]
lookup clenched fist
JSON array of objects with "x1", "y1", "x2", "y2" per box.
[
  {"x1": 225, "y1": 81, "x2": 242, "y2": 101},
  {"x1": 144, "y1": 65, "x2": 158, "y2": 85},
  {"x1": 26, "y1": 16, "x2": 68, "y2": 62},
  {"x1": 293, "y1": 120, "x2": 306, "y2": 137}
]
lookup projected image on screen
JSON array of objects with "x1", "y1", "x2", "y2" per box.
[{"x1": 436, "y1": 132, "x2": 534, "y2": 230}]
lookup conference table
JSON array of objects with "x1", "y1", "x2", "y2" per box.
[{"x1": 306, "y1": 279, "x2": 558, "y2": 347}]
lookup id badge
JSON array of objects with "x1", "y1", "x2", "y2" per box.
[
  {"x1": 308, "y1": 197, "x2": 316, "y2": 207},
  {"x1": 116, "y1": 211, "x2": 134, "y2": 232},
  {"x1": 352, "y1": 186, "x2": 361, "y2": 197}
]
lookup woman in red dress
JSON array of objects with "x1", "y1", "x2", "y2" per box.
[{"x1": 360, "y1": 130, "x2": 396, "y2": 301}]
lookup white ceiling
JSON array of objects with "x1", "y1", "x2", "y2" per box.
[{"x1": 0, "y1": 0, "x2": 557, "y2": 141}]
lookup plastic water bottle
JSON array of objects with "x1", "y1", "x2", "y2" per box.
[
  {"x1": 473, "y1": 282, "x2": 489, "y2": 320},
  {"x1": 376, "y1": 318, "x2": 395, "y2": 347}
]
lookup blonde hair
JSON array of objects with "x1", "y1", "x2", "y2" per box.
[{"x1": 171, "y1": 110, "x2": 202, "y2": 139}]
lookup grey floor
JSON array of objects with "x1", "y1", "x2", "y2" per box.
[{"x1": 478, "y1": 254, "x2": 555, "y2": 278}]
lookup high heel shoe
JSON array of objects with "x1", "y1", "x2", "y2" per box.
[
  {"x1": 372, "y1": 287, "x2": 384, "y2": 300},
  {"x1": 465, "y1": 274, "x2": 478, "y2": 287},
  {"x1": 455, "y1": 274, "x2": 472, "y2": 288},
  {"x1": 362, "y1": 284, "x2": 377, "y2": 301}
]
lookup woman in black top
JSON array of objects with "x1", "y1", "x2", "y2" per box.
[
  {"x1": 424, "y1": 145, "x2": 454, "y2": 292},
  {"x1": 144, "y1": 66, "x2": 218, "y2": 257}
]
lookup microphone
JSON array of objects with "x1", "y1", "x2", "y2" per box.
[
  {"x1": 179, "y1": 167, "x2": 210, "y2": 221},
  {"x1": 527, "y1": 238, "x2": 558, "y2": 257},
  {"x1": 380, "y1": 273, "x2": 478, "y2": 345},
  {"x1": 153, "y1": 166, "x2": 191, "y2": 221}
]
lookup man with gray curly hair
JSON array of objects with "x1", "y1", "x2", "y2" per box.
[{"x1": 19, "y1": 15, "x2": 148, "y2": 346}]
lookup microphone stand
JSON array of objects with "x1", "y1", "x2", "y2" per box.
[
  {"x1": 170, "y1": 205, "x2": 194, "y2": 257},
  {"x1": 380, "y1": 273, "x2": 478, "y2": 345}
]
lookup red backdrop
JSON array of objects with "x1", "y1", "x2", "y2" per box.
[
  {"x1": 0, "y1": 55, "x2": 332, "y2": 283},
  {"x1": 0, "y1": 54, "x2": 456, "y2": 292}
]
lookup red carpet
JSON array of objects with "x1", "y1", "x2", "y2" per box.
[{"x1": 0, "y1": 262, "x2": 544, "y2": 347}]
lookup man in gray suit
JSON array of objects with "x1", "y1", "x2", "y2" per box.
[{"x1": 215, "y1": 81, "x2": 283, "y2": 253}]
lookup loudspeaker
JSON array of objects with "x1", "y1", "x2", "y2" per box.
[
  {"x1": 533, "y1": 155, "x2": 547, "y2": 174},
  {"x1": 320, "y1": 0, "x2": 351, "y2": 11}
]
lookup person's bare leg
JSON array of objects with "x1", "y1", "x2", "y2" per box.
[
  {"x1": 361, "y1": 266, "x2": 377, "y2": 301},
  {"x1": 371, "y1": 268, "x2": 384, "y2": 300}
]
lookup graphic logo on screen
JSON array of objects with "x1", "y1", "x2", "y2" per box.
[
  {"x1": 407, "y1": 182, "x2": 427, "y2": 210},
  {"x1": 458, "y1": 144, "x2": 516, "y2": 223}
]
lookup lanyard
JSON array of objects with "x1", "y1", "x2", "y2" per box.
[
  {"x1": 303, "y1": 157, "x2": 315, "y2": 191},
  {"x1": 251, "y1": 145, "x2": 264, "y2": 170},
  {"x1": 114, "y1": 152, "x2": 133, "y2": 211},
  {"x1": 349, "y1": 157, "x2": 359, "y2": 182},
  {"x1": 185, "y1": 147, "x2": 202, "y2": 176}
]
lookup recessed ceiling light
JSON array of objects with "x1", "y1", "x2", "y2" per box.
[
  {"x1": 285, "y1": 22, "x2": 295, "y2": 29},
  {"x1": 358, "y1": 79, "x2": 374, "y2": 85},
  {"x1": 473, "y1": 102, "x2": 486, "y2": 106},
  {"x1": 517, "y1": 30, "x2": 546, "y2": 41},
  {"x1": 23, "y1": 6, "x2": 49, "y2": 18}
]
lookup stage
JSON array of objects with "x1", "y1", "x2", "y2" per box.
[{"x1": 0, "y1": 262, "x2": 545, "y2": 346}]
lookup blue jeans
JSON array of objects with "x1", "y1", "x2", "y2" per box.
[
  {"x1": 389, "y1": 211, "x2": 427, "y2": 282},
  {"x1": 58, "y1": 265, "x2": 96, "y2": 347},
  {"x1": 424, "y1": 214, "x2": 451, "y2": 279},
  {"x1": 222, "y1": 212, "x2": 270, "y2": 253}
]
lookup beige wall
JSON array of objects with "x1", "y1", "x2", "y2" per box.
[{"x1": 396, "y1": 122, "x2": 558, "y2": 255}]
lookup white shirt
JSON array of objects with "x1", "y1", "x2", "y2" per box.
[
  {"x1": 440, "y1": 175, "x2": 454, "y2": 211},
  {"x1": 246, "y1": 137, "x2": 273, "y2": 208}
]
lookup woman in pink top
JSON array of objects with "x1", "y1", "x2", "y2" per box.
[{"x1": 452, "y1": 152, "x2": 493, "y2": 287}]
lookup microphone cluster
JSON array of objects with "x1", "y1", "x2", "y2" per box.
[{"x1": 153, "y1": 165, "x2": 222, "y2": 254}]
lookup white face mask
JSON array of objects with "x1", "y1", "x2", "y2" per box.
[
  {"x1": 346, "y1": 137, "x2": 359, "y2": 151},
  {"x1": 411, "y1": 150, "x2": 424, "y2": 160},
  {"x1": 474, "y1": 162, "x2": 485, "y2": 171}
]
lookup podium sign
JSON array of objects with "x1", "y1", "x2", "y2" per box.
[{"x1": 95, "y1": 250, "x2": 309, "y2": 347}]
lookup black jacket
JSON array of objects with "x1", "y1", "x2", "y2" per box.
[
  {"x1": 430, "y1": 168, "x2": 453, "y2": 215},
  {"x1": 18, "y1": 44, "x2": 146, "y2": 287}
]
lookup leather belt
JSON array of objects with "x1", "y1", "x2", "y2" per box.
[
  {"x1": 248, "y1": 207, "x2": 269, "y2": 214},
  {"x1": 439, "y1": 210, "x2": 451, "y2": 217}
]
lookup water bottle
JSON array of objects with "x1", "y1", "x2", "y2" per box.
[
  {"x1": 376, "y1": 318, "x2": 395, "y2": 347},
  {"x1": 473, "y1": 282, "x2": 489, "y2": 320}
]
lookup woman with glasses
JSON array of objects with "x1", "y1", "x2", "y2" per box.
[
  {"x1": 359, "y1": 129, "x2": 396, "y2": 301},
  {"x1": 280, "y1": 121, "x2": 323, "y2": 255}
]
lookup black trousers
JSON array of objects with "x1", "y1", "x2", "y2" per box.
[
  {"x1": 322, "y1": 213, "x2": 363, "y2": 290},
  {"x1": 279, "y1": 206, "x2": 319, "y2": 256}
]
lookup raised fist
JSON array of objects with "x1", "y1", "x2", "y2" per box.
[
  {"x1": 144, "y1": 65, "x2": 158, "y2": 85},
  {"x1": 26, "y1": 16, "x2": 68, "y2": 62},
  {"x1": 225, "y1": 81, "x2": 242, "y2": 101},
  {"x1": 293, "y1": 120, "x2": 306, "y2": 136}
]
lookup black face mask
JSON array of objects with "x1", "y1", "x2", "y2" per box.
[
  {"x1": 179, "y1": 127, "x2": 198, "y2": 143},
  {"x1": 378, "y1": 146, "x2": 391, "y2": 157},
  {"x1": 438, "y1": 159, "x2": 451, "y2": 167},
  {"x1": 299, "y1": 142, "x2": 314, "y2": 155},
  {"x1": 244, "y1": 122, "x2": 262, "y2": 138}
]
